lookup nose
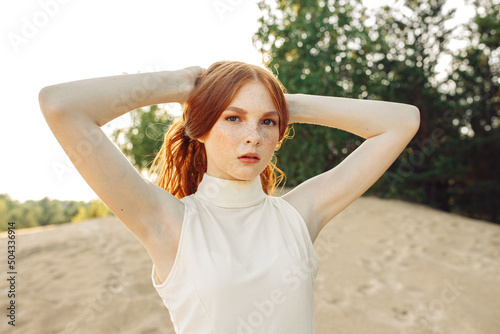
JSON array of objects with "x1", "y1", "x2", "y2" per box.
[{"x1": 245, "y1": 124, "x2": 261, "y2": 145}]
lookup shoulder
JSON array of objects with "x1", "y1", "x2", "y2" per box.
[
  {"x1": 269, "y1": 194, "x2": 319, "y2": 243},
  {"x1": 280, "y1": 188, "x2": 322, "y2": 243}
]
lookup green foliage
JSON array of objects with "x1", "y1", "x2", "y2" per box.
[
  {"x1": 71, "y1": 199, "x2": 112, "y2": 222},
  {"x1": 112, "y1": 104, "x2": 174, "y2": 173},
  {"x1": 253, "y1": 0, "x2": 499, "y2": 222},
  {"x1": 0, "y1": 194, "x2": 113, "y2": 231},
  {"x1": 442, "y1": 0, "x2": 500, "y2": 221},
  {"x1": 71, "y1": 206, "x2": 89, "y2": 223},
  {"x1": 362, "y1": 0, "x2": 459, "y2": 211},
  {"x1": 253, "y1": 0, "x2": 372, "y2": 184}
]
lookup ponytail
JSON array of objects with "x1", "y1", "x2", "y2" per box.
[{"x1": 149, "y1": 117, "x2": 207, "y2": 199}]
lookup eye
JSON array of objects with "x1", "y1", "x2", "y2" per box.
[
  {"x1": 263, "y1": 119, "x2": 277, "y2": 126},
  {"x1": 225, "y1": 116, "x2": 240, "y2": 122}
]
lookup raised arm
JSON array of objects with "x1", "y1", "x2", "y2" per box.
[
  {"x1": 38, "y1": 67, "x2": 202, "y2": 249},
  {"x1": 282, "y1": 94, "x2": 420, "y2": 242},
  {"x1": 39, "y1": 67, "x2": 201, "y2": 126}
]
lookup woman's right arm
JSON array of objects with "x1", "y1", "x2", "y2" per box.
[{"x1": 38, "y1": 66, "x2": 202, "y2": 247}]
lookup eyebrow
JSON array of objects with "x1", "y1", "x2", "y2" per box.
[{"x1": 225, "y1": 106, "x2": 279, "y2": 117}]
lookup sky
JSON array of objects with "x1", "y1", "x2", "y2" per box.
[{"x1": 1, "y1": 0, "x2": 474, "y2": 203}]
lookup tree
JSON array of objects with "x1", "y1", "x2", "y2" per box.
[
  {"x1": 71, "y1": 206, "x2": 89, "y2": 222},
  {"x1": 88, "y1": 199, "x2": 112, "y2": 218},
  {"x1": 253, "y1": 0, "x2": 499, "y2": 223},
  {"x1": 366, "y1": 0, "x2": 459, "y2": 210},
  {"x1": 253, "y1": 0, "x2": 455, "y2": 195},
  {"x1": 38, "y1": 197, "x2": 66, "y2": 226},
  {"x1": 253, "y1": 0, "x2": 375, "y2": 184},
  {"x1": 443, "y1": 0, "x2": 500, "y2": 222},
  {"x1": 0, "y1": 194, "x2": 114, "y2": 231},
  {"x1": 112, "y1": 104, "x2": 175, "y2": 173}
]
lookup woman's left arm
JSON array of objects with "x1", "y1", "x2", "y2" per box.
[{"x1": 282, "y1": 93, "x2": 420, "y2": 242}]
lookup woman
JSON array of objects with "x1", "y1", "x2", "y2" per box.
[{"x1": 39, "y1": 60, "x2": 419, "y2": 333}]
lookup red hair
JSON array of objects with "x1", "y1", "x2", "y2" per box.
[{"x1": 149, "y1": 61, "x2": 291, "y2": 198}]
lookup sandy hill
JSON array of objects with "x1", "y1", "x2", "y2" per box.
[{"x1": 1, "y1": 196, "x2": 499, "y2": 334}]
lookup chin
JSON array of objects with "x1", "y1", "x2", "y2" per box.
[{"x1": 228, "y1": 168, "x2": 264, "y2": 181}]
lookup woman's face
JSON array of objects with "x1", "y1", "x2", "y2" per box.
[{"x1": 199, "y1": 81, "x2": 281, "y2": 181}]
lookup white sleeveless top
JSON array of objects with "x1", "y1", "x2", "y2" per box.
[{"x1": 151, "y1": 173, "x2": 319, "y2": 334}]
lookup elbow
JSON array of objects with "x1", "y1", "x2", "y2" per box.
[
  {"x1": 405, "y1": 105, "x2": 420, "y2": 135},
  {"x1": 39, "y1": 85, "x2": 65, "y2": 121},
  {"x1": 39, "y1": 86, "x2": 56, "y2": 115}
]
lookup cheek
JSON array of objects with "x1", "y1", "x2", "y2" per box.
[
  {"x1": 206, "y1": 125, "x2": 236, "y2": 153},
  {"x1": 216, "y1": 127, "x2": 237, "y2": 145},
  {"x1": 262, "y1": 129, "x2": 280, "y2": 150}
]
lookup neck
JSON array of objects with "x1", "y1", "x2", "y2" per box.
[{"x1": 194, "y1": 173, "x2": 266, "y2": 208}]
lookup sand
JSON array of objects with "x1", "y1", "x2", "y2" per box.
[{"x1": 1, "y1": 196, "x2": 499, "y2": 334}]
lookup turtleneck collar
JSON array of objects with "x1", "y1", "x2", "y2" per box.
[{"x1": 194, "y1": 173, "x2": 267, "y2": 208}]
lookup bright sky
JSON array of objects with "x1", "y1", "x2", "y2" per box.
[{"x1": 1, "y1": 0, "x2": 473, "y2": 203}]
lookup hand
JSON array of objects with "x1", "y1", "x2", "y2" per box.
[{"x1": 174, "y1": 66, "x2": 205, "y2": 103}]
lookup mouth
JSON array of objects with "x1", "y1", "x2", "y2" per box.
[{"x1": 238, "y1": 153, "x2": 261, "y2": 163}]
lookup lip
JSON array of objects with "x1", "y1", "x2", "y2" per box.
[{"x1": 238, "y1": 152, "x2": 261, "y2": 164}]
